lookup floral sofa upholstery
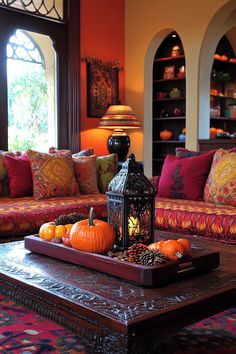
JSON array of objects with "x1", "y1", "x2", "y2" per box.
[{"x1": 151, "y1": 147, "x2": 236, "y2": 245}]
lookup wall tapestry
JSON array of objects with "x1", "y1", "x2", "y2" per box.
[{"x1": 86, "y1": 58, "x2": 120, "y2": 118}]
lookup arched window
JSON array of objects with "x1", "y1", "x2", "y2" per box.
[{"x1": 7, "y1": 29, "x2": 56, "y2": 151}]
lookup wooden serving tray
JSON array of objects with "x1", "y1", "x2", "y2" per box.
[{"x1": 24, "y1": 235, "x2": 220, "y2": 287}]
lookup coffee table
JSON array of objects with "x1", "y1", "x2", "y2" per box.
[{"x1": 0, "y1": 234, "x2": 236, "y2": 353}]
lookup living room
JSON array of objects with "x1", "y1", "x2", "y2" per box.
[{"x1": 0, "y1": 0, "x2": 236, "y2": 353}]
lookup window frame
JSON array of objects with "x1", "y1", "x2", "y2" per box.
[{"x1": 0, "y1": 6, "x2": 68, "y2": 151}]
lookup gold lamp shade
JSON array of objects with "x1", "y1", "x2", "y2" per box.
[
  {"x1": 98, "y1": 105, "x2": 141, "y2": 161},
  {"x1": 98, "y1": 105, "x2": 141, "y2": 129}
]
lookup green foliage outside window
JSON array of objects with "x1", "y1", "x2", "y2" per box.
[{"x1": 8, "y1": 65, "x2": 49, "y2": 152}]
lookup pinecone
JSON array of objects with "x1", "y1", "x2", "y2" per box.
[
  {"x1": 139, "y1": 250, "x2": 167, "y2": 266},
  {"x1": 54, "y1": 214, "x2": 71, "y2": 225},
  {"x1": 128, "y1": 243, "x2": 148, "y2": 263},
  {"x1": 67, "y1": 213, "x2": 85, "y2": 224}
]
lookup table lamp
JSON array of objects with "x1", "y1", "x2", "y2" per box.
[{"x1": 98, "y1": 104, "x2": 141, "y2": 161}]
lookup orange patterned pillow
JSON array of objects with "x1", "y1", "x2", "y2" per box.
[
  {"x1": 204, "y1": 149, "x2": 236, "y2": 206},
  {"x1": 73, "y1": 155, "x2": 99, "y2": 194},
  {"x1": 27, "y1": 150, "x2": 80, "y2": 199}
]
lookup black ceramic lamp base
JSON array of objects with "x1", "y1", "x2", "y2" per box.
[{"x1": 107, "y1": 132, "x2": 130, "y2": 161}]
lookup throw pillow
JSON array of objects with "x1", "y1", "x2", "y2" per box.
[
  {"x1": 3, "y1": 153, "x2": 33, "y2": 197},
  {"x1": 27, "y1": 150, "x2": 79, "y2": 199},
  {"x1": 96, "y1": 154, "x2": 118, "y2": 193},
  {"x1": 158, "y1": 152, "x2": 214, "y2": 200},
  {"x1": 73, "y1": 155, "x2": 99, "y2": 194},
  {"x1": 0, "y1": 151, "x2": 22, "y2": 196},
  {"x1": 72, "y1": 148, "x2": 94, "y2": 157},
  {"x1": 204, "y1": 149, "x2": 236, "y2": 206},
  {"x1": 48, "y1": 147, "x2": 71, "y2": 155},
  {"x1": 175, "y1": 147, "x2": 201, "y2": 158}
]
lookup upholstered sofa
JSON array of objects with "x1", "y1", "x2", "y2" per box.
[
  {"x1": 151, "y1": 147, "x2": 236, "y2": 245},
  {"x1": 0, "y1": 148, "x2": 115, "y2": 241}
]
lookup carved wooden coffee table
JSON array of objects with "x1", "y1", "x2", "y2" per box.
[{"x1": 0, "y1": 234, "x2": 236, "y2": 353}]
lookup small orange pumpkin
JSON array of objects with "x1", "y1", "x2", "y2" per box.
[
  {"x1": 160, "y1": 239, "x2": 184, "y2": 261},
  {"x1": 160, "y1": 129, "x2": 173, "y2": 141},
  {"x1": 39, "y1": 222, "x2": 73, "y2": 241},
  {"x1": 177, "y1": 238, "x2": 191, "y2": 257},
  {"x1": 70, "y1": 207, "x2": 115, "y2": 254},
  {"x1": 210, "y1": 127, "x2": 217, "y2": 139},
  {"x1": 148, "y1": 239, "x2": 164, "y2": 251}
]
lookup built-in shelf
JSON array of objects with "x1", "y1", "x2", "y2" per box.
[
  {"x1": 153, "y1": 140, "x2": 185, "y2": 144},
  {"x1": 153, "y1": 116, "x2": 185, "y2": 120},
  {"x1": 153, "y1": 78, "x2": 185, "y2": 83},
  {"x1": 153, "y1": 97, "x2": 185, "y2": 102},
  {"x1": 154, "y1": 54, "x2": 185, "y2": 62},
  {"x1": 152, "y1": 32, "x2": 186, "y2": 176}
]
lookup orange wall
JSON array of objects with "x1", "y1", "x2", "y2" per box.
[{"x1": 80, "y1": 0, "x2": 125, "y2": 156}]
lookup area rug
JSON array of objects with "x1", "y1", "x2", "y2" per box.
[{"x1": 0, "y1": 294, "x2": 235, "y2": 354}]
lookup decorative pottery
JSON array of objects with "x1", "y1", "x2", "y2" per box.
[
  {"x1": 169, "y1": 88, "x2": 182, "y2": 98},
  {"x1": 160, "y1": 130, "x2": 173, "y2": 141},
  {"x1": 178, "y1": 133, "x2": 185, "y2": 142},
  {"x1": 210, "y1": 127, "x2": 217, "y2": 139}
]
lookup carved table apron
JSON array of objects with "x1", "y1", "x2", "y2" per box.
[{"x1": 0, "y1": 237, "x2": 236, "y2": 354}]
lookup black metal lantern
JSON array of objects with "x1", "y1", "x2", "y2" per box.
[{"x1": 106, "y1": 153, "x2": 155, "y2": 250}]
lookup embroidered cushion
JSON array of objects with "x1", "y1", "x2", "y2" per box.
[
  {"x1": 73, "y1": 155, "x2": 99, "y2": 194},
  {"x1": 3, "y1": 153, "x2": 33, "y2": 197},
  {"x1": 27, "y1": 150, "x2": 79, "y2": 200},
  {"x1": 72, "y1": 148, "x2": 94, "y2": 157},
  {"x1": 204, "y1": 149, "x2": 236, "y2": 206},
  {"x1": 96, "y1": 154, "x2": 118, "y2": 193},
  {"x1": 175, "y1": 147, "x2": 201, "y2": 157},
  {"x1": 48, "y1": 147, "x2": 71, "y2": 155},
  {"x1": 158, "y1": 152, "x2": 214, "y2": 200}
]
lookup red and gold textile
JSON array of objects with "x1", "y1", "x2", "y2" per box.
[
  {"x1": 155, "y1": 197, "x2": 236, "y2": 244},
  {"x1": 0, "y1": 194, "x2": 107, "y2": 237}
]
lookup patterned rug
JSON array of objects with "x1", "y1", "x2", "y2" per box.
[{"x1": 0, "y1": 294, "x2": 236, "y2": 353}]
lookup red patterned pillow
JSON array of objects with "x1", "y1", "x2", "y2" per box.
[
  {"x1": 204, "y1": 149, "x2": 236, "y2": 206},
  {"x1": 73, "y1": 155, "x2": 99, "y2": 194},
  {"x1": 72, "y1": 148, "x2": 94, "y2": 157},
  {"x1": 3, "y1": 153, "x2": 33, "y2": 197},
  {"x1": 27, "y1": 150, "x2": 79, "y2": 199},
  {"x1": 158, "y1": 152, "x2": 214, "y2": 200},
  {"x1": 0, "y1": 151, "x2": 22, "y2": 196}
]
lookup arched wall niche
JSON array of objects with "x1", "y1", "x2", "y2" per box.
[
  {"x1": 144, "y1": 28, "x2": 184, "y2": 176},
  {"x1": 199, "y1": 2, "x2": 236, "y2": 141}
]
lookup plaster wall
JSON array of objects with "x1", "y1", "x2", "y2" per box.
[
  {"x1": 80, "y1": 0, "x2": 125, "y2": 156},
  {"x1": 125, "y1": 0, "x2": 236, "y2": 176}
]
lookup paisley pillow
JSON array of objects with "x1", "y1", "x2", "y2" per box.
[
  {"x1": 27, "y1": 150, "x2": 79, "y2": 199},
  {"x1": 73, "y1": 155, "x2": 99, "y2": 194},
  {"x1": 204, "y1": 149, "x2": 236, "y2": 206}
]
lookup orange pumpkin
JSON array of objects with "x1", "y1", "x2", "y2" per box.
[
  {"x1": 210, "y1": 127, "x2": 217, "y2": 139},
  {"x1": 221, "y1": 55, "x2": 228, "y2": 61},
  {"x1": 160, "y1": 239, "x2": 184, "y2": 261},
  {"x1": 70, "y1": 207, "x2": 115, "y2": 254},
  {"x1": 39, "y1": 222, "x2": 56, "y2": 241},
  {"x1": 216, "y1": 128, "x2": 224, "y2": 134},
  {"x1": 39, "y1": 222, "x2": 73, "y2": 241},
  {"x1": 160, "y1": 129, "x2": 173, "y2": 141},
  {"x1": 214, "y1": 54, "x2": 221, "y2": 60},
  {"x1": 177, "y1": 238, "x2": 191, "y2": 257},
  {"x1": 148, "y1": 239, "x2": 164, "y2": 251}
]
